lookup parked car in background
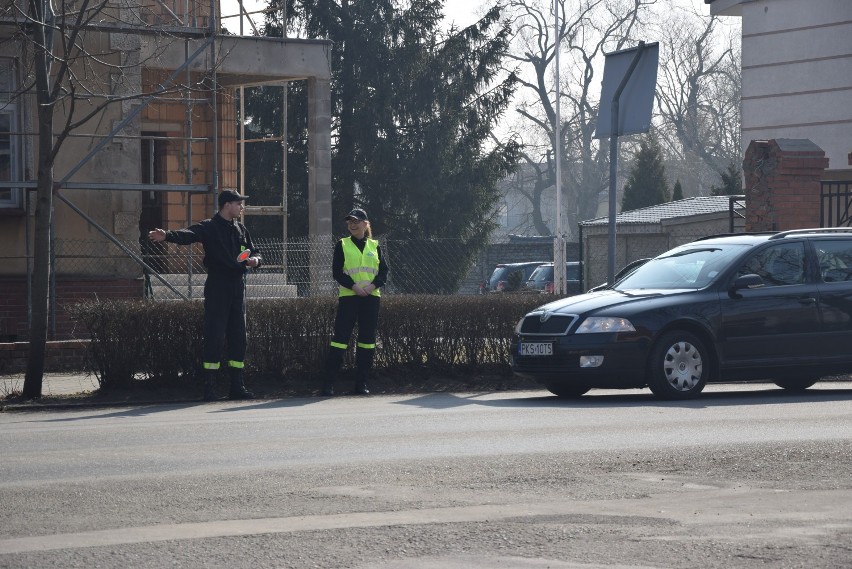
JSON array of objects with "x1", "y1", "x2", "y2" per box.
[
  {"x1": 525, "y1": 262, "x2": 582, "y2": 294},
  {"x1": 511, "y1": 228, "x2": 852, "y2": 400},
  {"x1": 587, "y1": 258, "x2": 651, "y2": 292},
  {"x1": 482, "y1": 262, "x2": 545, "y2": 293}
]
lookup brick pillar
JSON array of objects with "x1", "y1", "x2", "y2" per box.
[{"x1": 743, "y1": 139, "x2": 829, "y2": 231}]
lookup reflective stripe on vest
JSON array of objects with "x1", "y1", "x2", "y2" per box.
[{"x1": 339, "y1": 237, "x2": 381, "y2": 297}]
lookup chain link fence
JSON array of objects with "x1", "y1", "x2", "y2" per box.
[
  {"x1": 2, "y1": 211, "x2": 745, "y2": 341},
  {"x1": 6, "y1": 223, "x2": 744, "y2": 304},
  {"x1": 3, "y1": 235, "x2": 508, "y2": 299}
]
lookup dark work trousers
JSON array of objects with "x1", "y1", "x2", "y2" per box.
[
  {"x1": 327, "y1": 295, "x2": 381, "y2": 373},
  {"x1": 202, "y1": 273, "x2": 247, "y2": 367}
]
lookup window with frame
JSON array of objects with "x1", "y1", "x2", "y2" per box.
[
  {"x1": 0, "y1": 57, "x2": 22, "y2": 210},
  {"x1": 814, "y1": 240, "x2": 852, "y2": 283},
  {"x1": 735, "y1": 243, "x2": 806, "y2": 287}
]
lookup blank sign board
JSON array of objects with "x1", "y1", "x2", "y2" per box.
[{"x1": 595, "y1": 42, "x2": 659, "y2": 139}]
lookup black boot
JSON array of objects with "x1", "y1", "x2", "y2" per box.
[
  {"x1": 354, "y1": 368, "x2": 370, "y2": 395},
  {"x1": 228, "y1": 367, "x2": 254, "y2": 400},
  {"x1": 202, "y1": 369, "x2": 218, "y2": 401},
  {"x1": 322, "y1": 349, "x2": 344, "y2": 396},
  {"x1": 354, "y1": 348, "x2": 373, "y2": 395}
]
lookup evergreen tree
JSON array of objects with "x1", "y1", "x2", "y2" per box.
[
  {"x1": 621, "y1": 135, "x2": 669, "y2": 211},
  {"x1": 711, "y1": 162, "x2": 744, "y2": 196},
  {"x1": 246, "y1": 1, "x2": 519, "y2": 292},
  {"x1": 672, "y1": 179, "x2": 683, "y2": 201}
]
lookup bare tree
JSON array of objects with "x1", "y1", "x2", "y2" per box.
[
  {"x1": 654, "y1": 5, "x2": 741, "y2": 196},
  {"x1": 502, "y1": 0, "x2": 656, "y2": 236},
  {"x1": 498, "y1": 147, "x2": 555, "y2": 236},
  {"x1": 2, "y1": 0, "x2": 191, "y2": 397}
]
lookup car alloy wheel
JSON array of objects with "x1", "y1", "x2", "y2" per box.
[{"x1": 648, "y1": 330, "x2": 709, "y2": 400}]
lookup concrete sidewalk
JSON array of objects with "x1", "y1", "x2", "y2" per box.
[{"x1": 1, "y1": 372, "x2": 98, "y2": 397}]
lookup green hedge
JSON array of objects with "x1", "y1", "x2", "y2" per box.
[{"x1": 68, "y1": 294, "x2": 550, "y2": 391}]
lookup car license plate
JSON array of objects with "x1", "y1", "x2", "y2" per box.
[{"x1": 519, "y1": 342, "x2": 552, "y2": 356}]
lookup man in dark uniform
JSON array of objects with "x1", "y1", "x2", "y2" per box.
[{"x1": 148, "y1": 189, "x2": 260, "y2": 400}]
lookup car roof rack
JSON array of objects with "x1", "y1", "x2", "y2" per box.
[
  {"x1": 693, "y1": 231, "x2": 775, "y2": 242},
  {"x1": 768, "y1": 227, "x2": 852, "y2": 240}
]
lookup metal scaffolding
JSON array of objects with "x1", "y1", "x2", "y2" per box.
[{"x1": 0, "y1": 0, "x2": 333, "y2": 338}]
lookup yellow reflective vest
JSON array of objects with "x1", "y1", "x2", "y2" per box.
[{"x1": 339, "y1": 236, "x2": 381, "y2": 297}]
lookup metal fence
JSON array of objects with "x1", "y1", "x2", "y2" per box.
[
  {"x1": 821, "y1": 180, "x2": 852, "y2": 228},
  {"x1": 8, "y1": 223, "x2": 749, "y2": 303},
  {"x1": 3, "y1": 218, "x2": 750, "y2": 340},
  {"x1": 5, "y1": 235, "x2": 497, "y2": 299}
]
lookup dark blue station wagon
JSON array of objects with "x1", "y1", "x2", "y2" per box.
[{"x1": 511, "y1": 228, "x2": 852, "y2": 399}]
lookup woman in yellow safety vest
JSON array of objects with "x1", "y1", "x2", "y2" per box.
[{"x1": 322, "y1": 208, "x2": 389, "y2": 396}]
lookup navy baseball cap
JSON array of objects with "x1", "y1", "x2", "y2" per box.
[
  {"x1": 345, "y1": 208, "x2": 368, "y2": 222},
  {"x1": 218, "y1": 189, "x2": 249, "y2": 209}
]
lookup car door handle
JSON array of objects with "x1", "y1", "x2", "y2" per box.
[{"x1": 797, "y1": 296, "x2": 816, "y2": 305}]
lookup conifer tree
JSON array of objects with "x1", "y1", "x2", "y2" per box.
[
  {"x1": 711, "y1": 162, "x2": 744, "y2": 196},
  {"x1": 672, "y1": 179, "x2": 684, "y2": 201},
  {"x1": 246, "y1": 1, "x2": 519, "y2": 291},
  {"x1": 248, "y1": 1, "x2": 517, "y2": 235},
  {"x1": 621, "y1": 135, "x2": 670, "y2": 211}
]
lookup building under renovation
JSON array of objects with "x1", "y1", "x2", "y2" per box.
[{"x1": 0, "y1": 0, "x2": 333, "y2": 341}]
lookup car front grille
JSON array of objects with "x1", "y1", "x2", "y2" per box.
[
  {"x1": 518, "y1": 314, "x2": 577, "y2": 336},
  {"x1": 513, "y1": 353, "x2": 574, "y2": 374}
]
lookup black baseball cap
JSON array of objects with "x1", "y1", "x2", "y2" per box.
[
  {"x1": 345, "y1": 208, "x2": 368, "y2": 222},
  {"x1": 218, "y1": 189, "x2": 249, "y2": 209}
]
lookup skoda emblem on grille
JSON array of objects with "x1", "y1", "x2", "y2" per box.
[{"x1": 540, "y1": 311, "x2": 552, "y2": 323}]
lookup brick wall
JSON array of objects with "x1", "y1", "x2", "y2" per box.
[
  {"x1": 743, "y1": 139, "x2": 830, "y2": 231},
  {"x1": 0, "y1": 340, "x2": 88, "y2": 375},
  {"x1": 141, "y1": 70, "x2": 238, "y2": 229},
  {"x1": 0, "y1": 277, "x2": 143, "y2": 342}
]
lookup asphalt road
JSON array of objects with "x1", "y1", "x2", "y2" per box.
[{"x1": 1, "y1": 383, "x2": 851, "y2": 568}]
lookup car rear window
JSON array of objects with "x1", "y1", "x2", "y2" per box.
[
  {"x1": 529, "y1": 264, "x2": 579, "y2": 283},
  {"x1": 529, "y1": 266, "x2": 553, "y2": 284}
]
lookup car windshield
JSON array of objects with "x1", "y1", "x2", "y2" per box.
[{"x1": 614, "y1": 244, "x2": 749, "y2": 290}]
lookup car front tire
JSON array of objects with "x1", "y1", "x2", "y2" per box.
[{"x1": 648, "y1": 331, "x2": 709, "y2": 400}]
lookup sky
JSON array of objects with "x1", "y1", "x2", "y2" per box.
[
  {"x1": 220, "y1": 0, "x2": 720, "y2": 35},
  {"x1": 219, "y1": 1, "x2": 482, "y2": 33}
]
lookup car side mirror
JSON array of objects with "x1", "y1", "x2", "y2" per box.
[{"x1": 729, "y1": 274, "x2": 764, "y2": 297}]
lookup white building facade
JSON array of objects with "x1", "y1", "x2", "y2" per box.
[{"x1": 707, "y1": 0, "x2": 852, "y2": 175}]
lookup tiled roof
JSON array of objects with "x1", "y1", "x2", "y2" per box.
[{"x1": 580, "y1": 196, "x2": 743, "y2": 227}]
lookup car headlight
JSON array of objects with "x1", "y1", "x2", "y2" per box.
[{"x1": 575, "y1": 317, "x2": 635, "y2": 334}]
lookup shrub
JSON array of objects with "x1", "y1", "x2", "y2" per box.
[{"x1": 69, "y1": 294, "x2": 549, "y2": 391}]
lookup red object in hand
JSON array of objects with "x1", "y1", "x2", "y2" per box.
[{"x1": 237, "y1": 249, "x2": 251, "y2": 262}]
